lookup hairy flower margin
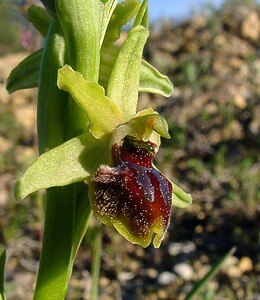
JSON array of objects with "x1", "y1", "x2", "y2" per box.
[{"x1": 9, "y1": 0, "x2": 192, "y2": 249}]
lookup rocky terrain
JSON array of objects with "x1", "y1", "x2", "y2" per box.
[{"x1": 0, "y1": 2, "x2": 259, "y2": 299}]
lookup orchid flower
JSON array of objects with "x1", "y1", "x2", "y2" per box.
[{"x1": 6, "y1": 0, "x2": 192, "y2": 298}]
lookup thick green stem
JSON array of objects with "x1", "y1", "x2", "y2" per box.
[
  {"x1": 34, "y1": 17, "x2": 93, "y2": 299},
  {"x1": 34, "y1": 19, "x2": 74, "y2": 299},
  {"x1": 34, "y1": 187, "x2": 75, "y2": 300},
  {"x1": 34, "y1": 184, "x2": 92, "y2": 300}
]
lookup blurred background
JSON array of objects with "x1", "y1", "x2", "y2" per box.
[{"x1": 0, "y1": 0, "x2": 259, "y2": 299}]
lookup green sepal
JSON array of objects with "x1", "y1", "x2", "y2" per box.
[
  {"x1": 57, "y1": 65, "x2": 122, "y2": 138},
  {"x1": 6, "y1": 49, "x2": 42, "y2": 93},
  {"x1": 0, "y1": 250, "x2": 6, "y2": 300},
  {"x1": 140, "y1": 60, "x2": 173, "y2": 96},
  {"x1": 170, "y1": 180, "x2": 192, "y2": 208},
  {"x1": 107, "y1": 25, "x2": 149, "y2": 121},
  {"x1": 14, "y1": 132, "x2": 111, "y2": 201},
  {"x1": 27, "y1": 5, "x2": 52, "y2": 37},
  {"x1": 100, "y1": 40, "x2": 173, "y2": 97}
]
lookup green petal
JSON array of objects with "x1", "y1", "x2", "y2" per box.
[
  {"x1": 107, "y1": 25, "x2": 149, "y2": 121},
  {"x1": 57, "y1": 65, "x2": 122, "y2": 138},
  {"x1": 116, "y1": 109, "x2": 170, "y2": 140},
  {"x1": 99, "y1": 0, "x2": 141, "y2": 89},
  {"x1": 131, "y1": 111, "x2": 170, "y2": 139},
  {"x1": 6, "y1": 50, "x2": 41, "y2": 93},
  {"x1": 14, "y1": 132, "x2": 111, "y2": 201},
  {"x1": 170, "y1": 180, "x2": 192, "y2": 208}
]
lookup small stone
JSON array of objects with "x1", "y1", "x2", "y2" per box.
[
  {"x1": 241, "y1": 11, "x2": 260, "y2": 42},
  {"x1": 158, "y1": 271, "x2": 177, "y2": 285},
  {"x1": 118, "y1": 271, "x2": 135, "y2": 282},
  {"x1": 239, "y1": 256, "x2": 253, "y2": 273},
  {"x1": 228, "y1": 57, "x2": 243, "y2": 69},
  {"x1": 13, "y1": 103, "x2": 36, "y2": 135},
  {"x1": 249, "y1": 119, "x2": 260, "y2": 135},
  {"x1": 206, "y1": 103, "x2": 218, "y2": 114},
  {"x1": 128, "y1": 260, "x2": 140, "y2": 273},
  {"x1": 146, "y1": 268, "x2": 158, "y2": 279},
  {"x1": 173, "y1": 263, "x2": 193, "y2": 280},
  {"x1": 0, "y1": 136, "x2": 12, "y2": 155},
  {"x1": 192, "y1": 16, "x2": 207, "y2": 29},
  {"x1": 196, "y1": 265, "x2": 211, "y2": 280},
  {"x1": 158, "y1": 289, "x2": 169, "y2": 299},
  {"x1": 99, "y1": 276, "x2": 110, "y2": 287},
  {"x1": 227, "y1": 119, "x2": 244, "y2": 140},
  {"x1": 224, "y1": 256, "x2": 239, "y2": 267},
  {"x1": 198, "y1": 212, "x2": 206, "y2": 220},
  {"x1": 0, "y1": 189, "x2": 9, "y2": 206},
  {"x1": 13, "y1": 272, "x2": 35, "y2": 299},
  {"x1": 14, "y1": 146, "x2": 35, "y2": 165},
  {"x1": 185, "y1": 42, "x2": 199, "y2": 52},
  {"x1": 233, "y1": 93, "x2": 247, "y2": 109},
  {"x1": 222, "y1": 256, "x2": 242, "y2": 278},
  {"x1": 195, "y1": 225, "x2": 203, "y2": 233},
  {"x1": 225, "y1": 266, "x2": 242, "y2": 278},
  {"x1": 168, "y1": 242, "x2": 196, "y2": 256}
]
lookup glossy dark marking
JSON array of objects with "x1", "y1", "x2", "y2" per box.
[{"x1": 151, "y1": 168, "x2": 171, "y2": 206}]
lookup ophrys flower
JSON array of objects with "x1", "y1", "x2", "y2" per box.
[{"x1": 89, "y1": 135, "x2": 172, "y2": 248}]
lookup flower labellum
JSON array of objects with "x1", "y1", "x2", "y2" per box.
[{"x1": 89, "y1": 135, "x2": 172, "y2": 248}]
